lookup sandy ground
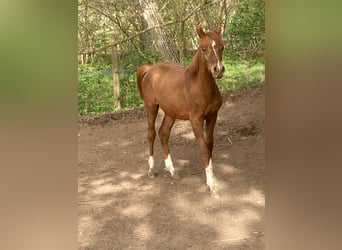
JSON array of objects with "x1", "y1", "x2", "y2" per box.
[{"x1": 78, "y1": 86, "x2": 265, "y2": 249}]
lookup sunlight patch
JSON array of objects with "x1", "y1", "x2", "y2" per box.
[
  {"x1": 216, "y1": 208, "x2": 261, "y2": 243},
  {"x1": 121, "y1": 204, "x2": 150, "y2": 218},
  {"x1": 130, "y1": 172, "x2": 145, "y2": 180},
  {"x1": 224, "y1": 101, "x2": 235, "y2": 108},
  {"x1": 119, "y1": 171, "x2": 129, "y2": 178},
  {"x1": 218, "y1": 164, "x2": 239, "y2": 175},
  {"x1": 170, "y1": 194, "x2": 262, "y2": 245},
  {"x1": 97, "y1": 141, "x2": 111, "y2": 147},
  {"x1": 134, "y1": 223, "x2": 152, "y2": 241},
  {"x1": 173, "y1": 121, "x2": 192, "y2": 134},
  {"x1": 181, "y1": 131, "x2": 195, "y2": 140},
  {"x1": 90, "y1": 179, "x2": 106, "y2": 186},
  {"x1": 91, "y1": 181, "x2": 135, "y2": 195},
  {"x1": 240, "y1": 188, "x2": 265, "y2": 206},
  {"x1": 78, "y1": 184, "x2": 86, "y2": 193},
  {"x1": 175, "y1": 159, "x2": 189, "y2": 166},
  {"x1": 78, "y1": 216, "x2": 98, "y2": 249}
]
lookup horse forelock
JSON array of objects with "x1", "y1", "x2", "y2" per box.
[{"x1": 206, "y1": 31, "x2": 223, "y2": 46}]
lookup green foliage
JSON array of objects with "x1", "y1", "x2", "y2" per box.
[
  {"x1": 218, "y1": 58, "x2": 265, "y2": 91},
  {"x1": 78, "y1": 67, "x2": 115, "y2": 116},
  {"x1": 118, "y1": 51, "x2": 160, "y2": 109},
  {"x1": 119, "y1": 67, "x2": 143, "y2": 109},
  {"x1": 78, "y1": 51, "x2": 161, "y2": 116},
  {"x1": 227, "y1": 0, "x2": 265, "y2": 58},
  {"x1": 78, "y1": 55, "x2": 265, "y2": 116},
  {"x1": 77, "y1": 0, "x2": 266, "y2": 116}
]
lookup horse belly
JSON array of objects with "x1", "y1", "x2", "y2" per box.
[
  {"x1": 150, "y1": 64, "x2": 189, "y2": 119},
  {"x1": 157, "y1": 84, "x2": 189, "y2": 119},
  {"x1": 159, "y1": 101, "x2": 189, "y2": 120}
]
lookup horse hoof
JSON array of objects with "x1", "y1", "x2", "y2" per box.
[
  {"x1": 163, "y1": 168, "x2": 177, "y2": 178},
  {"x1": 210, "y1": 190, "x2": 220, "y2": 198},
  {"x1": 171, "y1": 172, "x2": 180, "y2": 179},
  {"x1": 148, "y1": 171, "x2": 156, "y2": 179},
  {"x1": 207, "y1": 186, "x2": 220, "y2": 198}
]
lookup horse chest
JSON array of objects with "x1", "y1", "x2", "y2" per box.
[
  {"x1": 185, "y1": 83, "x2": 222, "y2": 114},
  {"x1": 205, "y1": 97, "x2": 222, "y2": 115}
]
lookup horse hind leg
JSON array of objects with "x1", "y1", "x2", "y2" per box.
[
  {"x1": 158, "y1": 114, "x2": 176, "y2": 177},
  {"x1": 146, "y1": 104, "x2": 159, "y2": 178}
]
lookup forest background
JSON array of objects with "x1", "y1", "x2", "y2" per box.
[{"x1": 78, "y1": 0, "x2": 265, "y2": 115}]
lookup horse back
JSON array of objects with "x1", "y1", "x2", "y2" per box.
[
  {"x1": 142, "y1": 62, "x2": 186, "y2": 94},
  {"x1": 139, "y1": 62, "x2": 190, "y2": 119}
]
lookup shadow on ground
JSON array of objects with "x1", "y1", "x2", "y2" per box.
[{"x1": 78, "y1": 86, "x2": 265, "y2": 249}]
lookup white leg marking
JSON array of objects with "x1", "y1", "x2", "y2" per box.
[
  {"x1": 164, "y1": 154, "x2": 175, "y2": 177},
  {"x1": 147, "y1": 155, "x2": 155, "y2": 178},
  {"x1": 148, "y1": 156, "x2": 154, "y2": 171},
  {"x1": 205, "y1": 159, "x2": 216, "y2": 191}
]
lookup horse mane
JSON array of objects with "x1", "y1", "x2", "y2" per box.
[{"x1": 185, "y1": 49, "x2": 201, "y2": 77}]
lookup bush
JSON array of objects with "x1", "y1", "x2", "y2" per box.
[
  {"x1": 218, "y1": 58, "x2": 265, "y2": 91},
  {"x1": 226, "y1": 0, "x2": 265, "y2": 58},
  {"x1": 78, "y1": 54, "x2": 264, "y2": 116},
  {"x1": 78, "y1": 67, "x2": 114, "y2": 116}
]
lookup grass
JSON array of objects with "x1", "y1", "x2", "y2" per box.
[
  {"x1": 78, "y1": 68, "x2": 115, "y2": 116},
  {"x1": 78, "y1": 57, "x2": 264, "y2": 116},
  {"x1": 218, "y1": 58, "x2": 265, "y2": 91}
]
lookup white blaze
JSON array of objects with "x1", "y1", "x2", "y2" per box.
[{"x1": 211, "y1": 40, "x2": 221, "y2": 71}]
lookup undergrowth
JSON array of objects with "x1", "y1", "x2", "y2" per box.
[{"x1": 78, "y1": 57, "x2": 264, "y2": 116}]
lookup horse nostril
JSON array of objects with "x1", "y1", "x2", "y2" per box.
[
  {"x1": 213, "y1": 66, "x2": 218, "y2": 72},
  {"x1": 222, "y1": 65, "x2": 225, "y2": 72}
]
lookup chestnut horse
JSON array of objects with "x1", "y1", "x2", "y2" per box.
[{"x1": 137, "y1": 24, "x2": 225, "y2": 197}]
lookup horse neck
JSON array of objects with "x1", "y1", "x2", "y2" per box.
[{"x1": 186, "y1": 50, "x2": 215, "y2": 88}]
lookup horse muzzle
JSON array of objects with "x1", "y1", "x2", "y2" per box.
[{"x1": 212, "y1": 65, "x2": 225, "y2": 79}]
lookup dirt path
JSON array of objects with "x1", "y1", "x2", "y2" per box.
[{"x1": 78, "y1": 86, "x2": 265, "y2": 249}]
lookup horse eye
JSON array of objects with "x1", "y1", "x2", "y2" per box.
[{"x1": 201, "y1": 47, "x2": 206, "y2": 52}]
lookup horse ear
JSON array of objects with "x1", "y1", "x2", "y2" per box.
[
  {"x1": 196, "y1": 25, "x2": 205, "y2": 38},
  {"x1": 213, "y1": 24, "x2": 222, "y2": 35}
]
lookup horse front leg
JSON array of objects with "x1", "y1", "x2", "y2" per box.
[
  {"x1": 190, "y1": 115, "x2": 219, "y2": 197},
  {"x1": 204, "y1": 112, "x2": 219, "y2": 196}
]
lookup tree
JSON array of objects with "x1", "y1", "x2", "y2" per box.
[
  {"x1": 78, "y1": 0, "x2": 265, "y2": 113},
  {"x1": 138, "y1": 0, "x2": 180, "y2": 63},
  {"x1": 111, "y1": 36, "x2": 120, "y2": 109},
  {"x1": 227, "y1": 0, "x2": 265, "y2": 58}
]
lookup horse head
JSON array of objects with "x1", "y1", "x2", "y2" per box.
[{"x1": 196, "y1": 24, "x2": 226, "y2": 79}]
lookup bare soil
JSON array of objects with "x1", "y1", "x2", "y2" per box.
[{"x1": 78, "y1": 86, "x2": 265, "y2": 249}]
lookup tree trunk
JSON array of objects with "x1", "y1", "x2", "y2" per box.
[
  {"x1": 111, "y1": 38, "x2": 121, "y2": 109},
  {"x1": 139, "y1": 16, "x2": 153, "y2": 52},
  {"x1": 178, "y1": 20, "x2": 185, "y2": 65},
  {"x1": 139, "y1": 0, "x2": 180, "y2": 63}
]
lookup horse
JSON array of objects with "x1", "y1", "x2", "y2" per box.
[{"x1": 137, "y1": 24, "x2": 225, "y2": 197}]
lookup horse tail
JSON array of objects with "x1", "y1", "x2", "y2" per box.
[{"x1": 137, "y1": 65, "x2": 151, "y2": 99}]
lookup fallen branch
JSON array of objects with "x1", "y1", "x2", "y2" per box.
[{"x1": 228, "y1": 137, "x2": 233, "y2": 144}]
